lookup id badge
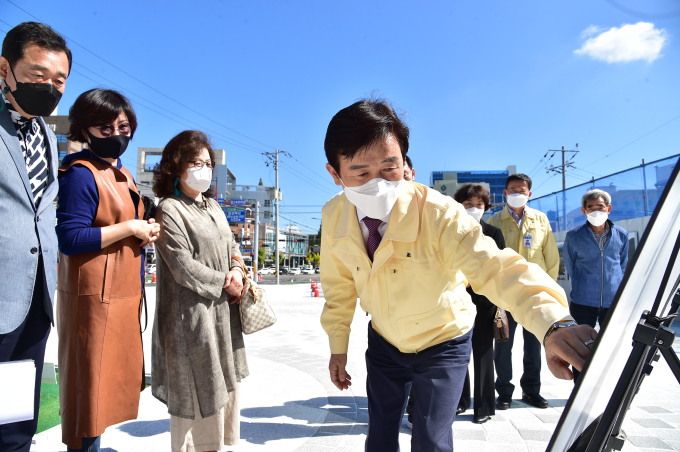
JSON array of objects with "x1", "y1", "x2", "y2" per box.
[{"x1": 523, "y1": 235, "x2": 532, "y2": 248}]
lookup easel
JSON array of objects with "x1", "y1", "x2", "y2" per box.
[{"x1": 572, "y1": 229, "x2": 680, "y2": 452}]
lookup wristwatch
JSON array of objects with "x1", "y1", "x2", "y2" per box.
[{"x1": 543, "y1": 320, "x2": 578, "y2": 346}]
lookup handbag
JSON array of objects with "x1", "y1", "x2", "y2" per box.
[
  {"x1": 493, "y1": 308, "x2": 510, "y2": 342},
  {"x1": 231, "y1": 256, "x2": 277, "y2": 334}
]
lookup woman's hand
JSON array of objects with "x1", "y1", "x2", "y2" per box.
[
  {"x1": 224, "y1": 268, "x2": 244, "y2": 300},
  {"x1": 131, "y1": 219, "x2": 161, "y2": 246}
]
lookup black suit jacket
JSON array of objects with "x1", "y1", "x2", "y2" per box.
[{"x1": 467, "y1": 220, "x2": 506, "y2": 307}]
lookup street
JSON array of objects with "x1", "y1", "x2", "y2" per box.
[{"x1": 35, "y1": 284, "x2": 680, "y2": 452}]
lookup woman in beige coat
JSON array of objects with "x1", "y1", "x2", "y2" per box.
[{"x1": 151, "y1": 130, "x2": 248, "y2": 452}]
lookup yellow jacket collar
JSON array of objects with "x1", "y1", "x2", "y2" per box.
[{"x1": 332, "y1": 181, "x2": 420, "y2": 243}]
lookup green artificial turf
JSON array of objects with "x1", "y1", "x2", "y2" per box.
[{"x1": 37, "y1": 375, "x2": 60, "y2": 434}]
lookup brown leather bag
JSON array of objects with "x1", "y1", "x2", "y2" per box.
[{"x1": 494, "y1": 308, "x2": 510, "y2": 342}]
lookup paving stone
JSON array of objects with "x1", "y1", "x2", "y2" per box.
[
  {"x1": 511, "y1": 418, "x2": 552, "y2": 430},
  {"x1": 627, "y1": 436, "x2": 673, "y2": 449},
  {"x1": 534, "y1": 412, "x2": 562, "y2": 423},
  {"x1": 452, "y1": 439, "x2": 493, "y2": 452},
  {"x1": 651, "y1": 430, "x2": 680, "y2": 442},
  {"x1": 525, "y1": 440, "x2": 550, "y2": 452},
  {"x1": 486, "y1": 430, "x2": 525, "y2": 444},
  {"x1": 482, "y1": 421, "x2": 518, "y2": 433},
  {"x1": 518, "y1": 429, "x2": 554, "y2": 441},
  {"x1": 633, "y1": 418, "x2": 676, "y2": 429},
  {"x1": 640, "y1": 407, "x2": 674, "y2": 414},
  {"x1": 454, "y1": 429, "x2": 488, "y2": 441}
]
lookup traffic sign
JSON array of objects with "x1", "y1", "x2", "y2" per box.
[
  {"x1": 231, "y1": 199, "x2": 247, "y2": 206},
  {"x1": 225, "y1": 207, "x2": 246, "y2": 223}
]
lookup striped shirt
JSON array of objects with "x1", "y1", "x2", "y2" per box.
[{"x1": 3, "y1": 94, "x2": 49, "y2": 205}]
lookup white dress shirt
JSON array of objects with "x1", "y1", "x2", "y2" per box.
[{"x1": 356, "y1": 208, "x2": 390, "y2": 249}]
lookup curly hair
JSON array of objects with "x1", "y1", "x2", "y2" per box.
[
  {"x1": 153, "y1": 130, "x2": 216, "y2": 199},
  {"x1": 453, "y1": 184, "x2": 491, "y2": 210}
]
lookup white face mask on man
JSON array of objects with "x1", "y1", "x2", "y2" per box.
[
  {"x1": 586, "y1": 210, "x2": 608, "y2": 227},
  {"x1": 183, "y1": 166, "x2": 213, "y2": 193},
  {"x1": 341, "y1": 178, "x2": 403, "y2": 219},
  {"x1": 506, "y1": 193, "x2": 529, "y2": 208}
]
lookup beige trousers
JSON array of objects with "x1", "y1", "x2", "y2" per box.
[{"x1": 170, "y1": 377, "x2": 241, "y2": 452}]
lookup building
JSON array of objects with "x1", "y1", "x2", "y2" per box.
[
  {"x1": 430, "y1": 165, "x2": 516, "y2": 208},
  {"x1": 43, "y1": 115, "x2": 86, "y2": 165},
  {"x1": 279, "y1": 225, "x2": 308, "y2": 267},
  {"x1": 226, "y1": 181, "x2": 277, "y2": 224},
  {"x1": 136, "y1": 147, "x2": 227, "y2": 199}
]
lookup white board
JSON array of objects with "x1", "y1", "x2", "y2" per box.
[{"x1": 0, "y1": 359, "x2": 36, "y2": 425}]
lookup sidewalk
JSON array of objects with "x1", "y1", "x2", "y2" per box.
[{"x1": 32, "y1": 284, "x2": 680, "y2": 451}]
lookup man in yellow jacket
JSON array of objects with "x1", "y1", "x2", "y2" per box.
[
  {"x1": 487, "y1": 174, "x2": 560, "y2": 411},
  {"x1": 320, "y1": 98, "x2": 595, "y2": 452}
]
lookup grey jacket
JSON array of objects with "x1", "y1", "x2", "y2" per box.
[
  {"x1": 151, "y1": 193, "x2": 249, "y2": 419},
  {"x1": 0, "y1": 106, "x2": 59, "y2": 334}
]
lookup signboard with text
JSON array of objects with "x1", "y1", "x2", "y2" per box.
[
  {"x1": 226, "y1": 207, "x2": 246, "y2": 223},
  {"x1": 230, "y1": 199, "x2": 247, "y2": 206}
]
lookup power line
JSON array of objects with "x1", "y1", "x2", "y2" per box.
[
  {"x1": 581, "y1": 113, "x2": 680, "y2": 170},
  {"x1": 3, "y1": 1, "x2": 278, "y2": 151}
]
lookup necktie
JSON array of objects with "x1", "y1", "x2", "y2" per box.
[{"x1": 363, "y1": 217, "x2": 383, "y2": 261}]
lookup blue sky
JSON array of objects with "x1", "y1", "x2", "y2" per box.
[{"x1": 1, "y1": 0, "x2": 678, "y2": 233}]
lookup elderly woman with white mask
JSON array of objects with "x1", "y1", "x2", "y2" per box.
[{"x1": 151, "y1": 130, "x2": 248, "y2": 452}]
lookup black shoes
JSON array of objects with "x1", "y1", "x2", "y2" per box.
[
  {"x1": 522, "y1": 392, "x2": 549, "y2": 408},
  {"x1": 473, "y1": 415, "x2": 491, "y2": 424},
  {"x1": 496, "y1": 394, "x2": 512, "y2": 410},
  {"x1": 456, "y1": 406, "x2": 467, "y2": 415}
]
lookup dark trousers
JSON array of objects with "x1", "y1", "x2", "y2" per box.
[
  {"x1": 494, "y1": 311, "x2": 541, "y2": 396},
  {"x1": 365, "y1": 322, "x2": 472, "y2": 452},
  {"x1": 569, "y1": 302, "x2": 609, "y2": 382},
  {"x1": 458, "y1": 296, "x2": 497, "y2": 417},
  {"x1": 0, "y1": 258, "x2": 51, "y2": 452}
]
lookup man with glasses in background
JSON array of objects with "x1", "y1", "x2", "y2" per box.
[{"x1": 488, "y1": 173, "x2": 560, "y2": 410}]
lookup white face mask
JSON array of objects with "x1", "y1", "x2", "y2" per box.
[
  {"x1": 341, "y1": 178, "x2": 403, "y2": 219},
  {"x1": 183, "y1": 166, "x2": 213, "y2": 193},
  {"x1": 587, "y1": 210, "x2": 608, "y2": 227},
  {"x1": 506, "y1": 193, "x2": 529, "y2": 208},
  {"x1": 465, "y1": 207, "x2": 484, "y2": 222}
]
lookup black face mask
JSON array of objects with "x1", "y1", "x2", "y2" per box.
[
  {"x1": 6, "y1": 63, "x2": 62, "y2": 117},
  {"x1": 87, "y1": 131, "x2": 130, "y2": 159}
]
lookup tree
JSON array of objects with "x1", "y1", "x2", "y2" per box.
[
  {"x1": 258, "y1": 246, "x2": 266, "y2": 267},
  {"x1": 278, "y1": 252, "x2": 285, "y2": 266}
]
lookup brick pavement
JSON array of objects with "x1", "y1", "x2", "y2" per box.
[{"x1": 31, "y1": 284, "x2": 680, "y2": 451}]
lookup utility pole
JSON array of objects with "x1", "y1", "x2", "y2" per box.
[
  {"x1": 254, "y1": 201, "x2": 259, "y2": 275},
  {"x1": 546, "y1": 145, "x2": 579, "y2": 231},
  {"x1": 263, "y1": 148, "x2": 290, "y2": 286}
]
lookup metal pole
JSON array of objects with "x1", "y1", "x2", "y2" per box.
[
  {"x1": 561, "y1": 146, "x2": 566, "y2": 231},
  {"x1": 275, "y1": 149, "x2": 280, "y2": 285},
  {"x1": 642, "y1": 159, "x2": 649, "y2": 216},
  {"x1": 254, "y1": 202, "x2": 259, "y2": 274}
]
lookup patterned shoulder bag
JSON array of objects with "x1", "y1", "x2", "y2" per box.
[{"x1": 231, "y1": 256, "x2": 277, "y2": 334}]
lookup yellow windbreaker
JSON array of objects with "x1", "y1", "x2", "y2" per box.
[
  {"x1": 320, "y1": 182, "x2": 571, "y2": 354},
  {"x1": 487, "y1": 206, "x2": 560, "y2": 281}
]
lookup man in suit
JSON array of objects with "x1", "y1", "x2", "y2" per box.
[
  {"x1": 487, "y1": 173, "x2": 560, "y2": 410},
  {"x1": 0, "y1": 22, "x2": 71, "y2": 451}
]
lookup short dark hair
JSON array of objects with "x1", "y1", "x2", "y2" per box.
[
  {"x1": 324, "y1": 97, "x2": 409, "y2": 175},
  {"x1": 2, "y1": 22, "x2": 72, "y2": 74},
  {"x1": 505, "y1": 173, "x2": 532, "y2": 190},
  {"x1": 453, "y1": 184, "x2": 491, "y2": 210},
  {"x1": 153, "y1": 130, "x2": 216, "y2": 199},
  {"x1": 404, "y1": 155, "x2": 413, "y2": 169},
  {"x1": 68, "y1": 89, "x2": 138, "y2": 142}
]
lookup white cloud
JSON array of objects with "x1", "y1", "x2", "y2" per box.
[
  {"x1": 581, "y1": 25, "x2": 602, "y2": 39},
  {"x1": 574, "y1": 22, "x2": 668, "y2": 63}
]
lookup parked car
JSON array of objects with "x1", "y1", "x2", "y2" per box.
[
  {"x1": 301, "y1": 267, "x2": 315, "y2": 275},
  {"x1": 259, "y1": 268, "x2": 274, "y2": 275},
  {"x1": 315, "y1": 267, "x2": 320, "y2": 274},
  {"x1": 145, "y1": 264, "x2": 156, "y2": 274},
  {"x1": 279, "y1": 268, "x2": 289, "y2": 275},
  {"x1": 289, "y1": 267, "x2": 301, "y2": 275}
]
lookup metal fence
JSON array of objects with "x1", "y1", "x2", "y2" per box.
[{"x1": 528, "y1": 155, "x2": 679, "y2": 233}]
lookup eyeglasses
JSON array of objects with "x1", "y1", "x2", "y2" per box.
[
  {"x1": 93, "y1": 123, "x2": 132, "y2": 137},
  {"x1": 187, "y1": 159, "x2": 213, "y2": 169}
]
